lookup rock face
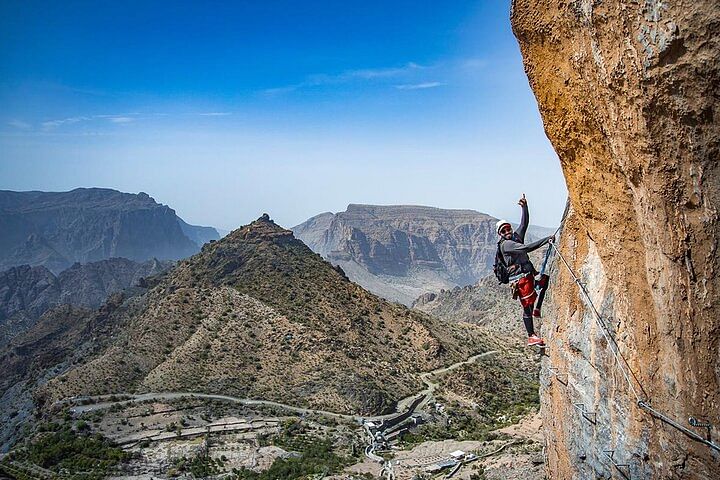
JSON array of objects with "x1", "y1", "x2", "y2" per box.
[
  {"x1": 178, "y1": 217, "x2": 223, "y2": 246},
  {"x1": 34, "y1": 215, "x2": 484, "y2": 418},
  {"x1": 0, "y1": 188, "x2": 219, "y2": 273},
  {"x1": 294, "y1": 204, "x2": 553, "y2": 305},
  {"x1": 0, "y1": 258, "x2": 172, "y2": 348},
  {"x1": 512, "y1": 1, "x2": 719, "y2": 478}
]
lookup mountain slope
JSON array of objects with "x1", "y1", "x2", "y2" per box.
[
  {"x1": 293, "y1": 204, "x2": 553, "y2": 305},
  {"x1": 413, "y1": 275, "x2": 523, "y2": 342},
  {"x1": 0, "y1": 292, "x2": 146, "y2": 451},
  {"x1": 0, "y1": 188, "x2": 219, "y2": 272},
  {"x1": 0, "y1": 258, "x2": 172, "y2": 348},
  {"x1": 38, "y1": 214, "x2": 484, "y2": 416}
]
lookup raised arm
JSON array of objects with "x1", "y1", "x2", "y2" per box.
[{"x1": 517, "y1": 194, "x2": 529, "y2": 242}]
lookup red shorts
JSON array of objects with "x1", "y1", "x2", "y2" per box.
[{"x1": 517, "y1": 275, "x2": 538, "y2": 308}]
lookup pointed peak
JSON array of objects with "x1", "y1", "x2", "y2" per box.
[
  {"x1": 225, "y1": 213, "x2": 295, "y2": 242},
  {"x1": 248, "y1": 213, "x2": 281, "y2": 230}
]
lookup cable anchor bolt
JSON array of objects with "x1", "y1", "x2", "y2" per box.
[{"x1": 689, "y1": 417, "x2": 713, "y2": 441}]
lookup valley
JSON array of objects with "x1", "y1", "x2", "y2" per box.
[
  {"x1": 3, "y1": 0, "x2": 718, "y2": 477},
  {"x1": 0, "y1": 208, "x2": 543, "y2": 480},
  {"x1": 1, "y1": 344, "x2": 541, "y2": 480}
]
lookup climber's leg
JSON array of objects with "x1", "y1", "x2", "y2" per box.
[
  {"x1": 518, "y1": 275, "x2": 544, "y2": 345},
  {"x1": 534, "y1": 274, "x2": 550, "y2": 317},
  {"x1": 522, "y1": 304, "x2": 535, "y2": 335}
]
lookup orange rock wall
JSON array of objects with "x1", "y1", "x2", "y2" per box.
[{"x1": 511, "y1": 0, "x2": 720, "y2": 478}]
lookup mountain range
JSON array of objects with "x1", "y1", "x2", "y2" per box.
[
  {"x1": 0, "y1": 188, "x2": 220, "y2": 273},
  {"x1": 0, "y1": 258, "x2": 172, "y2": 349},
  {"x1": 0, "y1": 214, "x2": 485, "y2": 445},
  {"x1": 293, "y1": 204, "x2": 554, "y2": 305}
]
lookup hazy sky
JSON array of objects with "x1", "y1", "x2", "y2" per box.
[{"x1": 0, "y1": 1, "x2": 567, "y2": 230}]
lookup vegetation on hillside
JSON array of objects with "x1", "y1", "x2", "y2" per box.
[
  {"x1": 43, "y1": 216, "x2": 484, "y2": 416},
  {"x1": 403, "y1": 352, "x2": 539, "y2": 444},
  {"x1": 231, "y1": 419, "x2": 357, "y2": 480},
  {"x1": 6, "y1": 421, "x2": 127, "y2": 478}
]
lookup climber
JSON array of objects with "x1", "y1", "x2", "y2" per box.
[{"x1": 495, "y1": 194, "x2": 554, "y2": 347}]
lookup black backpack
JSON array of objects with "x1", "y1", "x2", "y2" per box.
[{"x1": 493, "y1": 239, "x2": 511, "y2": 284}]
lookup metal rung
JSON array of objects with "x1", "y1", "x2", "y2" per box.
[
  {"x1": 573, "y1": 403, "x2": 597, "y2": 425},
  {"x1": 549, "y1": 368, "x2": 568, "y2": 385},
  {"x1": 602, "y1": 450, "x2": 631, "y2": 479},
  {"x1": 583, "y1": 411, "x2": 597, "y2": 424}
]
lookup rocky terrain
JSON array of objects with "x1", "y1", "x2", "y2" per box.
[
  {"x1": 0, "y1": 214, "x2": 547, "y2": 479},
  {"x1": 414, "y1": 275, "x2": 525, "y2": 343},
  {"x1": 18, "y1": 214, "x2": 485, "y2": 419},
  {"x1": 0, "y1": 188, "x2": 219, "y2": 273},
  {"x1": 0, "y1": 258, "x2": 171, "y2": 348},
  {"x1": 512, "y1": 0, "x2": 719, "y2": 478},
  {"x1": 294, "y1": 204, "x2": 553, "y2": 305}
]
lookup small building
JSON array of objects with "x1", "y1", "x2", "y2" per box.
[{"x1": 450, "y1": 450, "x2": 466, "y2": 460}]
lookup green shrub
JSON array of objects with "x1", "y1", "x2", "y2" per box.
[{"x1": 17, "y1": 425, "x2": 127, "y2": 475}]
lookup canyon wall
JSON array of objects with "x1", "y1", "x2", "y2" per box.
[
  {"x1": 293, "y1": 204, "x2": 500, "y2": 304},
  {"x1": 0, "y1": 188, "x2": 218, "y2": 273},
  {"x1": 511, "y1": 0, "x2": 719, "y2": 478}
]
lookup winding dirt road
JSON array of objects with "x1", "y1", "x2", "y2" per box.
[
  {"x1": 65, "y1": 350, "x2": 498, "y2": 422},
  {"x1": 395, "y1": 350, "x2": 498, "y2": 412}
]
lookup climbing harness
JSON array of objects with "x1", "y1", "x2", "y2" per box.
[{"x1": 549, "y1": 240, "x2": 720, "y2": 455}]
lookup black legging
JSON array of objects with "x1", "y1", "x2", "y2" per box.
[{"x1": 522, "y1": 274, "x2": 550, "y2": 336}]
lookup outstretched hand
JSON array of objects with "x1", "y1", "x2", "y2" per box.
[{"x1": 518, "y1": 193, "x2": 527, "y2": 207}]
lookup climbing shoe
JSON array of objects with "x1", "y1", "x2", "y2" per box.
[
  {"x1": 527, "y1": 334, "x2": 545, "y2": 347},
  {"x1": 533, "y1": 308, "x2": 542, "y2": 318}
]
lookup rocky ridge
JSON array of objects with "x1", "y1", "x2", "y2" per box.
[
  {"x1": 30, "y1": 214, "x2": 485, "y2": 418},
  {"x1": 0, "y1": 258, "x2": 172, "y2": 348},
  {"x1": 294, "y1": 204, "x2": 553, "y2": 305},
  {"x1": 0, "y1": 188, "x2": 219, "y2": 273},
  {"x1": 512, "y1": 0, "x2": 720, "y2": 478}
]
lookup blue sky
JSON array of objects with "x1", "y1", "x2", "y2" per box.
[{"x1": 0, "y1": 1, "x2": 567, "y2": 230}]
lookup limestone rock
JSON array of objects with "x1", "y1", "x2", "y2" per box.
[{"x1": 512, "y1": 0, "x2": 720, "y2": 478}]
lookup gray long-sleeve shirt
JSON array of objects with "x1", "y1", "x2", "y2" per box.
[{"x1": 500, "y1": 204, "x2": 552, "y2": 274}]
